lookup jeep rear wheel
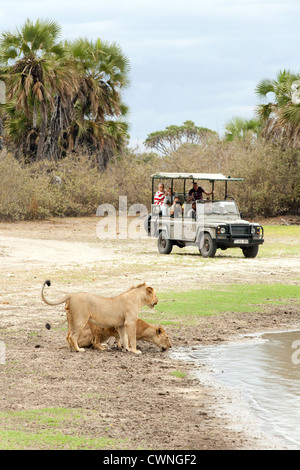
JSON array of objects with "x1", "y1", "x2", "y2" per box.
[
  {"x1": 144, "y1": 214, "x2": 151, "y2": 235},
  {"x1": 158, "y1": 231, "x2": 173, "y2": 254},
  {"x1": 242, "y1": 245, "x2": 259, "y2": 258},
  {"x1": 199, "y1": 233, "x2": 217, "y2": 258}
]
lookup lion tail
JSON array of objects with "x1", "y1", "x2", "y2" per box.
[{"x1": 41, "y1": 280, "x2": 71, "y2": 306}]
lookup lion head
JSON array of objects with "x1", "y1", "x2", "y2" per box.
[
  {"x1": 152, "y1": 326, "x2": 172, "y2": 351},
  {"x1": 145, "y1": 285, "x2": 158, "y2": 309}
]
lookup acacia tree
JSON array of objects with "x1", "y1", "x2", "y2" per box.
[{"x1": 144, "y1": 120, "x2": 216, "y2": 155}]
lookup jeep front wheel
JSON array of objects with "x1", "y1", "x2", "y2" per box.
[
  {"x1": 242, "y1": 245, "x2": 259, "y2": 258},
  {"x1": 199, "y1": 233, "x2": 217, "y2": 258},
  {"x1": 158, "y1": 231, "x2": 173, "y2": 254}
]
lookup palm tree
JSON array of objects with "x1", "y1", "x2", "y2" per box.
[
  {"x1": 255, "y1": 69, "x2": 300, "y2": 148},
  {"x1": 0, "y1": 18, "x2": 72, "y2": 159},
  {"x1": 0, "y1": 20, "x2": 130, "y2": 164},
  {"x1": 64, "y1": 38, "x2": 130, "y2": 167},
  {"x1": 224, "y1": 116, "x2": 262, "y2": 142}
]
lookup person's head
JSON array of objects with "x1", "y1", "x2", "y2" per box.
[
  {"x1": 193, "y1": 181, "x2": 198, "y2": 190},
  {"x1": 174, "y1": 196, "x2": 180, "y2": 204},
  {"x1": 192, "y1": 202, "x2": 196, "y2": 209},
  {"x1": 167, "y1": 187, "x2": 172, "y2": 194},
  {"x1": 158, "y1": 183, "x2": 164, "y2": 192}
]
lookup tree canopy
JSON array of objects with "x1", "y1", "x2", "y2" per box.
[
  {"x1": 0, "y1": 18, "x2": 130, "y2": 166},
  {"x1": 224, "y1": 116, "x2": 262, "y2": 142},
  {"x1": 255, "y1": 69, "x2": 300, "y2": 148},
  {"x1": 144, "y1": 120, "x2": 217, "y2": 155}
]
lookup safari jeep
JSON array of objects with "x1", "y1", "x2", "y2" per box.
[{"x1": 144, "y1": 172, "x2": 264, "y2": 258}]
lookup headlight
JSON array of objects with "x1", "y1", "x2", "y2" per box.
[
  {"x1": 216, "y1": 225, "x2": 227, "y2": 234},
  {"x1": 252, "y1": 225, "x2": 261, "y2": 236}
]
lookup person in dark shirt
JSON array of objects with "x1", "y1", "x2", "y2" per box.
[{"x1": 187, "y1": 181, "x2": 213, "y2": 202}]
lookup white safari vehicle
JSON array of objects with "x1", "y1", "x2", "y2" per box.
[{"x1": 144, "y1": 172, "x2": 264, "y2": 258}]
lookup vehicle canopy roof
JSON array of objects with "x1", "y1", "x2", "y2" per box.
[{"x1": 151, "y1": 172, "x2": 244, "y2": 181}]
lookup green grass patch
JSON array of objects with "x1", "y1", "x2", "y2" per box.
[
  {"x1": 171, "y1": 371, "x2": 187, "y2": 379},
  {"x1": 0, "y1": 408, "x2": 126, "y2": 450},
  {"x1": 0, "y1": 429, "x2": 120, "y2": 450},
  {"x1": 146, "y1": 283, "x2": 300, "y2": 326},
  {"x1": 259, "y1": 225, "x2": 300, "y2": 257}
]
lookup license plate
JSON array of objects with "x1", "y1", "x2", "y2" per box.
[{"x1": 234, "y1": 239, "x2": 249, "y2": 244}]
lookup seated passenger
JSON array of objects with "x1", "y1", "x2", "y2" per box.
[
  {"x1": 162, "y1": 187, "x2": 172, "y2": 215},
  {"x1": 187, "y1": 201, "x2": 197, "y2": 219},
  {"x1": 170, "y1": 196, "x2": 183, "y2": 218},
  {"x1": 164, "y1": 187, "x2": 172, "y2": 206},
  {"x1": 154, "y1": 183, "x2": 165, "y2": 205}
]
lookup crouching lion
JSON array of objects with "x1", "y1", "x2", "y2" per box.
[
  {"x1": 42, "y1": 280, "x2": 158, "y2": 354},
  {"x1": 77, "y1": 318, "x2": 172, "y2": 352}
]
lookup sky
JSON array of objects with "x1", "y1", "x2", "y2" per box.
[{"x1": 0, "y1": 0, "x2": 300, "y2": 148}]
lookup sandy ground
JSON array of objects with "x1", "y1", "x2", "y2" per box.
[{"x1": 0, "y1": 216, "x2": 299, "y2": 450}]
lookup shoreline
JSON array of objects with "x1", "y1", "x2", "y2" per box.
[{"x1": 172, "y1": 329, "x2": 300, "y2": 450}]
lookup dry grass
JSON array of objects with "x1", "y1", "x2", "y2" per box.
[{"x1": 0, "y1": 136, "x2": 299, "y2": 220}]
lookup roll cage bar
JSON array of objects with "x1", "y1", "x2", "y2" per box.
[{"x1": 151, "y1": 172, "x2": 244, "y2": 204}]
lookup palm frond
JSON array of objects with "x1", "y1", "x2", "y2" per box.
[{"x1": 255, "y1": 79, "x2": 274, "y2": 101}]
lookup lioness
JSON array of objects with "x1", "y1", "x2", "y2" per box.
[
  {"x1": 77, "y1": 318, "x2": 172, "y2": 352},
  {"x1": 41, "y1": 280, "x2": 158, "y2": 354}
]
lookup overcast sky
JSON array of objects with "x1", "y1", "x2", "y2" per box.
[{"x1": 1, "y1": 0, "x2": 299, "y2": 148}]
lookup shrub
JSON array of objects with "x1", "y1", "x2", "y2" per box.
[
  {"x1": 0, "y1": 153, "x2": 106, "y2": 220},
  {"x1": 0, "y1": 138, "x2": 299, "y2": 221},
  {"x1": 0, "y1": 153, "x2": 35, "y2": 220}
]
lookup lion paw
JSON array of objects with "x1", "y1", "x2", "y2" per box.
[{"x1": 130, "y1": 349, "x2": 142, "y2": 355}]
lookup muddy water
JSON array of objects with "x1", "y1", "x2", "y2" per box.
[{"x1": 172, "y1": 330, "x2": 300, "y2": 449}]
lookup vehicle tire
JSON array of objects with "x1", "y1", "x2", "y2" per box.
[
  {"x1": 199, "y1": 233, "x2": 217, "y2": 258},
  {"x1": 144, "y1": 214, "x2": 151, "y2": 236},
  {"x1": 157, "y1": 231, "x2": 173, "y2": 254},
  {"x1": 242, "y1": 245, "x2": 259, "y2": 258}
]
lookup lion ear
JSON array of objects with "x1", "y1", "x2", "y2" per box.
[
  {"x1": 146, "y1": 286, "x2": 153, "y2": 293},
  {"x1": 157, "y1": 327, "x2": 162, "y2": 335}
]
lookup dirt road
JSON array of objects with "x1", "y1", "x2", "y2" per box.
[{"x1": 0, "y1": 217, "x2": 299, "y2": 450}]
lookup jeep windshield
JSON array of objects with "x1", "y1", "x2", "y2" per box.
[{"x1": 198, "y1": 200, "x2": 240, "y2": 216}]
